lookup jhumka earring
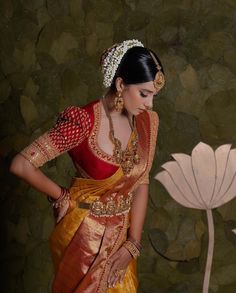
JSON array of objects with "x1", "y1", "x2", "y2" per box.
[
  {"x1": 114, "y1": 92, "x2": 124, "y2": 112},
  {"x1": 149, "y1": 51, "x2": 165, "y2": 92}
]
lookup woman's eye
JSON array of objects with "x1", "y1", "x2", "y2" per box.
[{"x1": 140, "y1": 92, "x2": 148, "y2": 98}]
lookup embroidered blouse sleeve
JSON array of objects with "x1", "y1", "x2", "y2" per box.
[
  {"x1": 139, "y1": 111, "x2": 159, "y2": 185},
  {"x1": 20, "y1": 106, "x2": 92, "y2": 168}
]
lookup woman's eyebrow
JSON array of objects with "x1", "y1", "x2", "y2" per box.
[{"x1": 141, "y1": 89, "x2": 156, "y2": 94}]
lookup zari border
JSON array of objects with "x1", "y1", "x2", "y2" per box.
[
  {"x1": 20, "y1": 131, "x2": 61, "y2": 168},
  {"x1": 130, "y1": 110, "x2": 159, "y2": 192},
  {"x1": 97, "y1": 213, "x2": 129, "y2": 293}
]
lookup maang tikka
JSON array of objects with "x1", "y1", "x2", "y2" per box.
[{"x1": 149, "y1": 51, "x2": 165, "y2": 92}]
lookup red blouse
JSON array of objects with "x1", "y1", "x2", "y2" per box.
[{"x1": 20, "y1": 100, "x2": 120, "y2": 180}]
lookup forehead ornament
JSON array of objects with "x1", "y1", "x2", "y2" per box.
[{"x1": 149, "y1": 51, "x2": 165, "y2": 92}]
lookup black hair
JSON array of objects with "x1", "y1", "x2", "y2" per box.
[{"x1": 108, "y1": 46, "x2": 164, "y2": 92}]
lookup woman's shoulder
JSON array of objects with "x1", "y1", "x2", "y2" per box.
[
  {"x1": 147, "y1": 110, "x2": 159, "y2": 131},
  {"x1": 147, "y1": 109, "x2": 159, "y2": 120},
  {"x1": 138, "y1": 110, "x2": 159, "y2": 125},
  {"x1": 58, "y1": 99, "x2": 100, "y2": 123}
]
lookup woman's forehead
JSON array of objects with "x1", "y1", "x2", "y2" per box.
[{"x1": 135, "y1": 82, "x2": 157, "y2": 94}]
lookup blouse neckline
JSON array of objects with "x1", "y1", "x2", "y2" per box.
[{"x1": 88, "y1": 99, "x2": 134, "y2": 166}]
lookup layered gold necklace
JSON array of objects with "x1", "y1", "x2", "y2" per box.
[{"x1": 102, "y1": 97, "x2": 140, "y2": 175}]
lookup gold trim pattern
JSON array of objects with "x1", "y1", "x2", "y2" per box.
[
  {"x1": 88, "y1": 101, "x2": 119, "y2": 165},
  {"x1": 128, "y1": 110, "x2": 159, "y2": 191},
  {"x1": 20, "y1": 132, "x2": 61, "y2": 168},
  {"x1": 20, "y1": 106, "x2": 92, "y2": 168},
  {"x1": 98, "y1": 213, "x2": 129, "y2": 293},
  {"x1": 139, "y1": 111, "x2": 159, "y2": 185}
]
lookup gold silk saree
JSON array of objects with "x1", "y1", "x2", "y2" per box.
[{"x1": 50, "y1": 110, "x2": 158, "y2": 293}]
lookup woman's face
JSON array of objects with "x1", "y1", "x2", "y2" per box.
[{"x1": 121, "y1": 81, "x2": 158, "y2": 116}]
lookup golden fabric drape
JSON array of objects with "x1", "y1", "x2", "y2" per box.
[{"x1": 50, "y1": 110, "x2": 158, "y2": 293}]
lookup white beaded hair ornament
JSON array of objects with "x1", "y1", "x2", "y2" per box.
[{"x1": 101, "y1": 39, "x2": 144, "y2": 88}]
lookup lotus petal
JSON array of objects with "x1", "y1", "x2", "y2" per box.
[
  {"x1": 172, "y1": 153, "x2": 202, "y2": 207},
  {"x1": 212, "y1": 171, "x2": 236, "y2": 208},
  {"x1": 191, "y1": 142, "x2": 216, "y2": 208},
  {"x1": 161, "y1": 161, "x2": 202, "y2": 209},
  {"x1": 212, "y1": 144, "x2": 232, "y2": 203},
  {"x1": 213, "y1": 149, "x2": 236, "y2": 206},
  {"x1": 155, "y1": 171, "x2": 200, "y2": 209}
]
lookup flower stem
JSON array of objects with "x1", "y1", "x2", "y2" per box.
[{"x1": 203, "y1": 209, "x2": 214, "y2": 293}]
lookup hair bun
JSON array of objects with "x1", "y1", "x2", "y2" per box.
[
  {"x1": 100, "y1": 39, "x2": 144, "y2": 88},
  {"x1": 100, "y1": 43, "x2": 119, "y2": 66}
]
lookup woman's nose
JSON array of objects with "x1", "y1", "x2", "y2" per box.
[
  {"x1": 144, "y1": 98, "x2": 153, "y2": 110},
  {"x1": 145, "y1": 105, "x2": 153, "y2": 110}
]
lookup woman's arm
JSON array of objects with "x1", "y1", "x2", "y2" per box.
[
  {"x1": 129, "y1": 184, "x2": 149, "y2": 242},
  {"x1": 10, "y1": 154, "x2": 61, "y2": 199},
  {"x1": 107, "y1": 184, "x2": 149, "y2": 288}
]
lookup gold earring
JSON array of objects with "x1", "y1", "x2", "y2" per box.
[{"x1": 114, "y1": 92, "x2": 124, "y2": 112}]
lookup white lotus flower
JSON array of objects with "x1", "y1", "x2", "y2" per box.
[{"x1": 155, "y1": 142, "x2": 236, "y2": 293}]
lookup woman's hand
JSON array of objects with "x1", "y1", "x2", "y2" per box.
[
  {"x1": 53, "y1": 200, "x2": 70, "y2": 224},
  {"x1": 107, "y1": 245, "x2": 132, "y2": 288}
]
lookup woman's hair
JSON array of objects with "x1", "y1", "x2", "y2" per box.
[{"x1": 101, "y1": 46, "x2": 164, "y2": 92}]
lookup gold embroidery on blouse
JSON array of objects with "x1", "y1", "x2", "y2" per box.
[
  {"x1": 20, "y1": 107, "x2": 92, "y2": 168},
  {"x1": 88, "y1": 101, "x2": 119, "y2": 165},
  {"x1": 20, "y1": 132, "x2": 61, "y2": 168}
]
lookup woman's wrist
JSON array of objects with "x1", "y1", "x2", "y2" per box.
[
  {"x1": 47, "y1": 186, "x2": 70, "y2": 208},
  {"x1": 127, "y1": 235, "x2": 142, "y2": 251},
  {"x1": 122, "y1": 235, "x2": 142, "y2": 259}
]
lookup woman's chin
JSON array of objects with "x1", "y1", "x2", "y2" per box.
[{"x1": 135, "y1": 110, "x2": 144, "y2": 116}]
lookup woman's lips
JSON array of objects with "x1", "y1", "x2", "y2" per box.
[
  {"x1": 138, "y1": 108, "x2": 145, "y2": 113},
  {"x1": 136, "y1": 109, "x2": 144, "y2": 115}
]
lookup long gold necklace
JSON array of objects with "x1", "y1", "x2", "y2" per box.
[{"x1": 102, "y1": 97, "x2": 140, "y2": 175}]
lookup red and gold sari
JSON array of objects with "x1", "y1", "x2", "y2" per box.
[{"x1": 20, "y1": 100, "x2": 159, "y2": 292}]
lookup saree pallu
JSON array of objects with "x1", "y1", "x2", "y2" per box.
[{"x1": 50, "y1": 110, "x2": 158, "y2": 293}]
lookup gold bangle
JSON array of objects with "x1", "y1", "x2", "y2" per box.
[
  {"x1": 127, "y1": 236, "x2": 142, "y2": 251},
  {"x1": 48, "y1": 187, "x2": 70, "y2": 209},
  {"x1": 123, "y1": 240, "x2": 140, "y2": 259}
]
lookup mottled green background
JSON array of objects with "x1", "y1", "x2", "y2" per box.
[{"x1": 1, "y1": 0, "x2": 236, "y2": 292}]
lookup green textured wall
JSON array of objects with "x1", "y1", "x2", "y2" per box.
[{"x1": 1, "y1": 1, "x2": 236, "y2": 292}]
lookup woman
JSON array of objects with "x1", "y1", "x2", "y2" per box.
[{"x1": 10, "y1": 39, "x2": 165, "y2": 292}]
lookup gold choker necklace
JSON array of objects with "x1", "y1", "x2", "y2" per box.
[{"x1": 102, "y1": 97, "x2": 140, "y2": 175}]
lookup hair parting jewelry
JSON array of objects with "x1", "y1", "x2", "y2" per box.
[
  {"x1": 149, "y1": 51, "x2": 165, "y2": 92},
  {"x1": 114, "y1": 91, "x2": 124, "y2": 112},
  {"x1": 102, "y1": 97, "x2": 140, "y2": 175}
]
